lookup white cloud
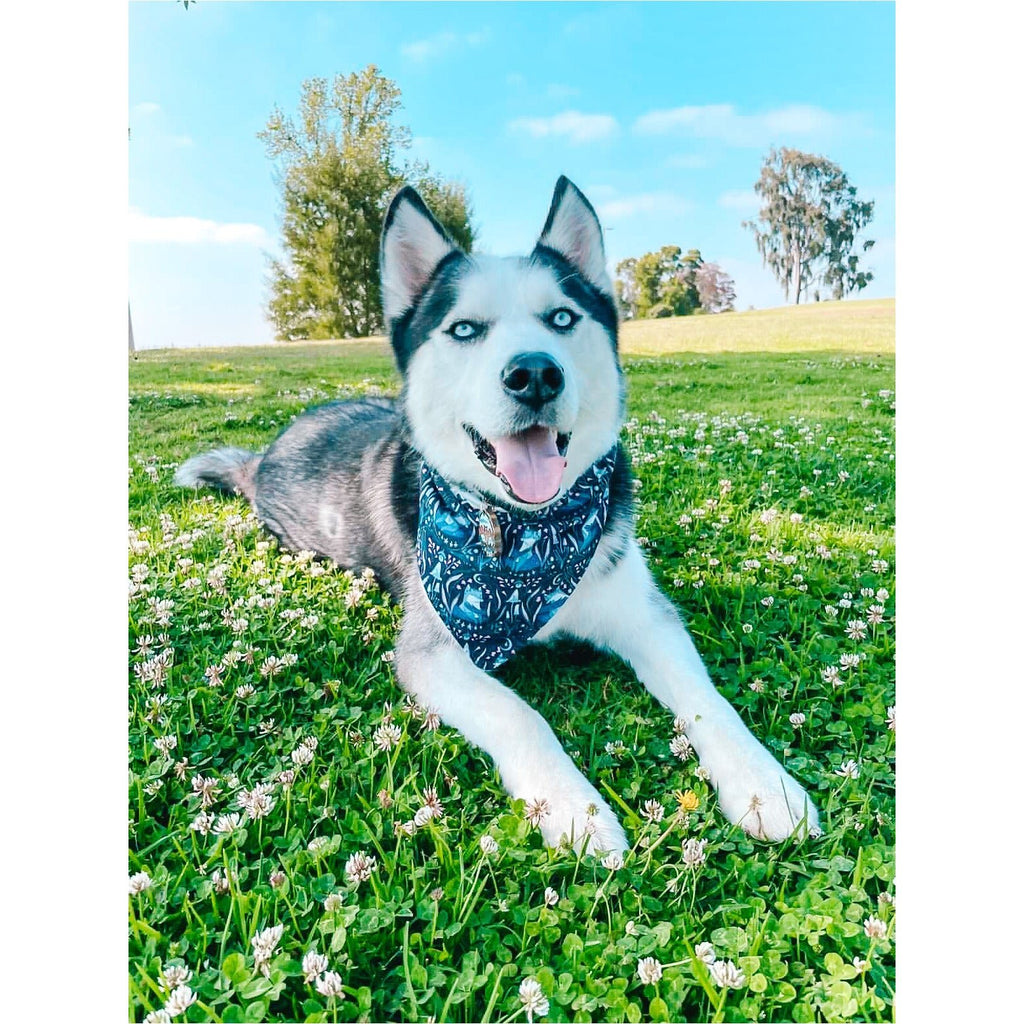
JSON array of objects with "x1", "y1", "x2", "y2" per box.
[
  {"x1": 718, "y1": 189, "x2": 760, "y2": 212},
  {"x1": 132, "y1": 101, "x2": 161, "y2": 117},
  {"x1": 665, "y1": 153, "x2": 711, "y2": 170},
  {"x1": 633, "y1": 103, "x2": 866, "y2": 146},
  {"x1": 129, "y1": 207, "x2": 268, "y2": 246},
  {"x1": 596, "y1": 191, "x2": 690, "y2": 220},
  {"x1": 401, "y1": 29, "x2": 490, "y2": 62},
  {"x1": 509, "y1": 110, "x2": 618, "y2": 144}
]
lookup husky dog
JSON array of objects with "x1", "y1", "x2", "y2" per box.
[{"x1": 176, "y1": 178, "x2": 818, "y2": 853}]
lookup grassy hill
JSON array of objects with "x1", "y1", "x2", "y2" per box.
[{"x1": 128, "y1": 297, "x2": 895, "y2": 1023}]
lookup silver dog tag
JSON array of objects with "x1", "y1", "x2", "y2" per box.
[{"x1": 477, "y1": 507, "x2": 503, "y2": 559}]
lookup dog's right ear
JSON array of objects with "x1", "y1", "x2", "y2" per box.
[{"x1": 380, "y1": 187, "x2": 459, "y2": 327}]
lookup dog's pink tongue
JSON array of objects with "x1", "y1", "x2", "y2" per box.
[{"x1": 491, "y1": 426, "x2": 566, "y2": 503}]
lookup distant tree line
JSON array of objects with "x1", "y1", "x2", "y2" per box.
[{"x1": 615, "y1": 247, "x2": 736, "y2": 319}]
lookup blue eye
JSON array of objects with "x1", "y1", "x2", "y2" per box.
[
  {"x1": 546, "y1": 307, "x2": 580, "y2": 332},
  {"x1": 447, "y1": 320, "x2": 485, "y2": 341}
]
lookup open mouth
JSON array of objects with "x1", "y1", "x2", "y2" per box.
[{"x1": 464, "y1": 424, "x2": 571, "y2": 505}]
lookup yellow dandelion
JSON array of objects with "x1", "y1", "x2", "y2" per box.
[{"x1": 674, "y1": 789, "x2": 700, "y2": 812}]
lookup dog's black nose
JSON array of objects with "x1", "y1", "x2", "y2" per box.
[{"x1": 501, "y1": 352, "x2": 565, "y2": 408}]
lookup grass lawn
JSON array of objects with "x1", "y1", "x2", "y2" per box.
[{"x1": 129, "y1": 298, "x2": 895, "y2": 1023}]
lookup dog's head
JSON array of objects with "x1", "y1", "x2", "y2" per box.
[{"x1": 380, "y1": 176, "x2": 623, "y2": 509}]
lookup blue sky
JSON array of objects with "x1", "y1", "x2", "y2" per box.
[{"x1": 129, "y1": 1, "x2": 895, "y2": 349}]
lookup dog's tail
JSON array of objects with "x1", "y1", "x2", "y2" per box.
[{"x1": 174, "y1": 447, "x2": 262, "y2": 503}]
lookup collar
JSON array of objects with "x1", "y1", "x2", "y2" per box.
[{"x1": 416, "y1": 448, "x2": 617, "y2": 670}]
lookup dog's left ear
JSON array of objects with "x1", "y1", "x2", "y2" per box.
[
  {"x1": 536, "y1": 176, "x2": 612, "y2": 294},
  {"x1": 380, "y1": 186, "x2": 460, "y2": 327}
]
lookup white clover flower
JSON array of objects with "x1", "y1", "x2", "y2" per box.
[
  {"x1": 709, "y1": 959, "x2": 746, "y2": 988},
  {"x1": 853, "y1": 956, "x2": 869, "y2": 973},
  {"x1": 543, "y1": 887, "x2": 559, "y2": 907},
  {"x1": 323, "y1": 892, "x2": 344, "y2": 912},
  {"x1": 413, "y1": 806, "x2": 433, "y2": 829},
  {"x1": 419, "y1": 786, "x2": 444, "y2": 820},
  {"x1": 886, "y1": 705, "x2": 895, "y2": 731},
  {"x1": 129, "y1": 871, "x2": 152, "y2": 895},
  {"x1": 252, "y1": 923, "x2": 285, "y2": 975},
  {"x1": 210, "y1": 868, "x2": 231, "y2": 895},
  {"x1": 213, "y1": 813, "x2": 242, "y2": 834},
  {"x1": 163, "y1": 984, "x2": 198, "y2": 1017},
  {"x1": 302, "y1": 949, "x2": 329, "y2": 984},
  {"x1": 238, "y1": 783, "x2": 275, "y2": 820},
  {"x1": 373, "y1": 723, "x2": 403, "y2": 751},
  {"x1": 191, "y1": 774, "x2": 220, "y2": 808},
  {"x1": 864, "y1": 915, "x2": 888, "y2": 939},
  {"x1": 143, "y1": 1011, "x2": 172, "y2": 1024},
  {"x1": 642, "y1": 800, "x2": 665, "y2": 823},
  {"x1": 525, "y1": 797, "x2": 550, "y2": 827},
  {"x1": 345, "y1": 851, "x2": 377, "y2": 885},
  {"x1": 637, "y1": 956, "x2": 663, "y2": 984},
  {"x1": 316, "y1": 970, "x2": 345, "y2": 997},
  {"x1": 479, "y1": 835, "x2": 499, "y2": 855},
  {"x1": 694, "y1": 941, "x2": 716, "y2": 965},
  {"x1": 845, "y1": 619, "x2": 868, "y2": 641},
  {"x1": 291, "y1": 743, "x2": 314, "y2": 766},
  {"x1": 835, "y1": 760, "x2": 860, "y2": 780},
  {"x1": 602, "y1": 851, "x2": 624, "y2": 871},
  {"x1": 153, "y1": 735, "x2": 178, "y2": 755},
  {"x1": 682, "y1": 837, "x2": 707, "y2": 868},
  {"x1": 789, "y1": 712, "x2": 806, "y2": 728},
  {"x1": 669, "y1": 734, "x2": 692, "y2": 760},
  {"x1": 821, "y1": 665, "x2": 841, "y2": 687},
  {"x1": 159, "y1": 965, "x2": 192, "y2": 992},
  {"x1": 518, "y1": 978, "x2": 549, "y2": 1023}
]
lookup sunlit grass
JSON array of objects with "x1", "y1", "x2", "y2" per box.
[{"x1": 129, "y1": 301, "x2": 894, "y2": 1023}]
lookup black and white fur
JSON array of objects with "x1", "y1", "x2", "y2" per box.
[{"x1": 176, "y1": 178, "x2": 818, "y2": 853}]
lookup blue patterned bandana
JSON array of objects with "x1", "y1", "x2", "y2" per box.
[{"x1": 417, "y1": 449, "x2": 617, "y2": 670}]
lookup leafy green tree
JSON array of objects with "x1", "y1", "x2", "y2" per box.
[
  {"x1": 615, "y1": 246, "x2": 703, "y2": 318},
  {"x1": 259, "y1": 67, "x2": 474, "y2": 340},
  {"x1": 744, "y1": 147, "x2": 874, "y2": 304}
]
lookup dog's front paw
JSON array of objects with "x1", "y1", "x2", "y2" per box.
[
  {"x1": 522, "y1": 775, "x2": 628, "y2": 856},
  {"x1": 712, "y1": 753, "x2": 819, "y2": 842}
]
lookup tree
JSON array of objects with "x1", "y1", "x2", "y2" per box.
[
  {"x1": 259, "y1": 67, "x2": 475, "y2": 340},
  {"x1": 615, "y1": 246, "x2": 704, "y2": 319},
  {"x1": 695, "y1": 263, "x2": 736, "y2": 313},
  {"x1": 744, "y1": 147, "x2": 874, "y2": 304}
]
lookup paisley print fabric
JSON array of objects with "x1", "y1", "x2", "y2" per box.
[{"x1": 417, "y1": 449, "x2": 617, "y2": 670}]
